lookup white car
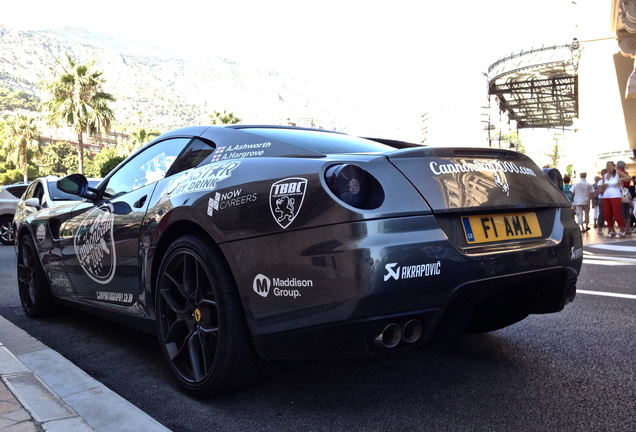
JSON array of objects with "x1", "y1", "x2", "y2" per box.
[
  {"x1": 18, "y1": 176, "x2": 102, "y2": 212},
  {"x1": 0, "y1": 183, "x2": 30, "y2": 245}
]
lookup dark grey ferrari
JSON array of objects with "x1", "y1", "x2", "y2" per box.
[{"x1": 13, "y1": 125, "x2": 582, "y2": 396}]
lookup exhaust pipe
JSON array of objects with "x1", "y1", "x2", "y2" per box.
[
  {"x1": 401, "y1": 319, "x2": 423, "y2": 344},
  {"x1": 373, "y1": 323, "x2": 402, "y2": 349}
]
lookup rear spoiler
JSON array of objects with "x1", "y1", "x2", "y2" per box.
[{"x1": 362, "y1": 137, "x2": 426, "y2": 149}]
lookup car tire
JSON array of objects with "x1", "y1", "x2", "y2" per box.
[
  {"x1": 0, "y1": 215, "x2": 15, "y2": 245},
  {"x1": 155, "y1": 235, "x2": 263, "y2": 396},
  {"x1": 17, "y1": 235, "x2": 55, "y2": 317}
]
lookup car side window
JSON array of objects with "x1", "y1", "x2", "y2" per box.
[
  {"x1": 23, "y1": 182, "x2": 37, "y2": 201},
  {"x1": 167, "y1": 138, "x2": 216, "y2": 175},
  {"x1": 104, "y1": 138, "x2": 191, "y2": 198}
]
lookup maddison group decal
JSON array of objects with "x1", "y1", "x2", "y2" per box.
[
  {"x1": 166, "y1": 161, "x2": 240, "y2": 197},
  {"x1": 253, "y1": 273, "x2": 313, "y2": 299},
  {"x1": 269, "y1": 177, "x2": 307, "y2": 229},
  {"x1": 211, "y1": 142, "x2": 272, "y2": 162},
  {"x1": 429, "y1": 160, "x2": 537, "y2": 177},
  {"x1": 207, "y1": 189, "x2": 257, "y2": 217},
  {"x1": 74, "y1": 203, "x2": 116, "y2": 285},
  {"x1": 384, "y1": 261, "x2": 442, "y2": 282}
]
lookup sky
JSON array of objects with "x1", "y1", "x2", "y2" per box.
[{"x1": 1, "y1": 0, "x2": 618, "y2": 157}]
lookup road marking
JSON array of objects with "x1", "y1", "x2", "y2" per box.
[
  {"x1": 582, "y1": 257, "x2": 636, "y2": 266},
  {"x1": 578, "y1": 290, "x2": 636, "y2": 300},
  {"x1": 587, "y1": 244, "x2": 636, "y2": 253}
]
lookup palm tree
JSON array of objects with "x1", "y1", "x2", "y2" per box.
[
  {"x1": 115, "y1": 128, "x2": 160, "y2": 158},
  {"x1": 42, "y1": 54, "x2": 116, "y2": 174},
  {"x1": 209, "y1": 110, "x2": 242, "y2": 125},
  {"x1": 3, "y1": 115, "x2": 41, "y2": 183}
]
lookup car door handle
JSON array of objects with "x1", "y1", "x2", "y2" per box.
[{"x1": 133, "y1": 195, "x2": 147, "y2": 208}]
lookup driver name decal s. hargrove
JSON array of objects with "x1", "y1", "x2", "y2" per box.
[{"x1": 74, "y1": 203, "x2": 117, "y2": 284}]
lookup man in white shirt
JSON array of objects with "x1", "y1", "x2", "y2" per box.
[{"x1": 571, "y1": 172, "x2": 595, "y2": 232}]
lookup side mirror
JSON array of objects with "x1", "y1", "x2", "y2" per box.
[
  {"x1": 57, "y1": 174, "x2": 95, "y2": 200},
  {"x1": 24, "y1": 197, "x2": 41, "y2": 208}
]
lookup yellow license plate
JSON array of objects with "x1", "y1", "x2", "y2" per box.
[{"x1": 461, "y1": 212, "x2": 542, "y2": 244}]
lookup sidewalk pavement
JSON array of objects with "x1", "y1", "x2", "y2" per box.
[
  {"x1": 0, "y1": 315, "x2": 171, "y2": 432},
  {"x1": 0, "y1": 223, "x2": 628, "y2": 432}
]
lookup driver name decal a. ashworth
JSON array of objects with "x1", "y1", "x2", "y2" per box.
[{"x1": 74, "y1": 203, "x2": 117, "y2": 284}]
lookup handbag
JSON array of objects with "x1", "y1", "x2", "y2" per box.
[{"x1": 621, "y1": 186, "x2": 631, "y2": 203}]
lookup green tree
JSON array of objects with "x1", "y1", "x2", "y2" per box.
[
  {"x1": 209, "y1": 110, "x2": 242, "y2": 125},
  {"x1": 39, "y1": 141, "x2": 76, "y2": 177},
  {"x1": 545, "y1": 132, "x2": 563, "y2": 168},
  {"x1": 118, "y1": 128, "x2": 160, "y2": 157},
  {"x1": 41, "y1": 54, "x2": 116, "y2": 174},
  {"x1": 2, "y1": 115, "x2": 41, "y2": 183},
  {"x1": 99, "y1": 156, "x2": 125, "y2": 177},
  {"x1": 545, "y1": 132, "x2": 565, "y2": 169}
]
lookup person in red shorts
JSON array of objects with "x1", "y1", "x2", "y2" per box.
[{"x1": 601, "y1": 161, "x2": 631, "y2": 238}]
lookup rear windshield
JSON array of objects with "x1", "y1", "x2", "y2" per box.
[{"x1": 243, "y1": 128, "x2": 394, "y2": 154}]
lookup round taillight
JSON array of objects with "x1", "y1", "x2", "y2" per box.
[{"x1": 325, "y1": 164, "x2": 384, "y2": 209}]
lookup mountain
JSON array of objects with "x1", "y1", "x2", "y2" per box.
[{"x1": 0, "y1": 25, "x2": 340, "y2": 133}]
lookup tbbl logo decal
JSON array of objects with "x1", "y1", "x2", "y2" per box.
[{"x1": 269, "y1": 178, "x2": 307, "y2": 229}]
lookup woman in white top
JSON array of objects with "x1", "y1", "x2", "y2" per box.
[{"x1": 601, "y1": 161, "x2": 632, "y2": 238}]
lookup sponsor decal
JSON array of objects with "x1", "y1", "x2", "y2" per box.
[
  {"x1": 571, "y1": 246, "x2": 583, "y2": 260},
  {"x1": 269, "y1": 177, "x2": 307, "y2": 229},
  {"x1": 166, "y1": 161, "x2": 241, "y2": 197},
  {"x1": 96, "y1": 291, "x2": 134, "y2": 304},
  {"x1": 36, "y1": 223, "x2": 47, "y2": 243},
  {"x1": 252, "y1": 273, "x2": 313, "y2": 299},
  {"x1": 384, "y1": 261, "x2": 442, "y2": 281},
  {"x1": 207, "y1": 188, "x2": 257, "y2": 217},
  {"x1": 493, "y1": 171, "x2": 510, "y2": 196},
  {"x1": 74, "y1": 203, "x2": 116, "y2": 285},
  {"x1": 211, "y1": 141, "x2": 272, "y2": 162},
  {"x1": 48, "y1": 273, "x2": 72, "y2": 291},
  {"x1": 429, "y1": 160, "x2": 537, "y2": 177}
]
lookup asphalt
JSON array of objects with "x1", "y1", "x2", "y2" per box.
[{"x1": 0, "y1": 221, "x2": 630, "y2": 432}]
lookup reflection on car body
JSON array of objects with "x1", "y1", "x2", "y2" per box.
[{"x1": 12, "y1": 125, "x2": 583, "y2": 396}]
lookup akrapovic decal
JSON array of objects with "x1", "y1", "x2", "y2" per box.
[
  {"x1": 74, "y1": 203, "x2": 116, "y2": 284},
  {"x1": 384, "y1": 261, "x2": 442, "y2": 281},
  {"x1": 165, "y1": 161, "x2": 241, "y2": 197},
  {"x1": 253, "y1": 273, "x2": 313, "y2": 299},
  {"x1": 269, "y1": 177, "x2": 307, "y2": 229},
  {"x1": 211, "y1": 142, "x2": 272, "y2": 162},
  {"x1": 207, "y1": 189, "x2": 257, "y2": 217}
]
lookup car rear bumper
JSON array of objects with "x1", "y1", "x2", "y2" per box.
[
  {"x1": 251, "y1": 266, "x2": 577, "y2": 360},
  {"x1": 223, "y1": 209, "x2": 582, "y2": 360}
]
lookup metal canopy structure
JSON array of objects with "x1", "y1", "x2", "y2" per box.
[{"x1": 487, "y1": 41, "x2": 581, "y2": 129}]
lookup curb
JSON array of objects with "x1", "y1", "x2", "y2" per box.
[{"x1": 0, "y1": 315, "x2": 171, "y2": 432}]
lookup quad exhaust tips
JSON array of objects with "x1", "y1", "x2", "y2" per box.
[{"x1": 372, "y1": 319, "x2": 424, "y2": 350}]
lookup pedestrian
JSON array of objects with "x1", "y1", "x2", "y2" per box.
[
  {"x1": 600, "y1": 161, "x2": 631, "y2": 238},
  {"x1": 562, "y1": 175, "x2": 573, "y2": 204},
  {"x1": 592, "y1": 175, "x2": 601, "y2": 228},
  {"x1": 596, "y1": 169, "x2": 607, "y2": 235},
  {"x1": 630, "y1": 176, "x2": 636, "y2": 229},
  {"x1": 616, "y1": 161, "x2": 632, "y2": 235},
  {"x1": 571, "y1": 172, "x2": 594, "y2": 232}
]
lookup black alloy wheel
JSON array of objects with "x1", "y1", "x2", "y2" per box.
[
  {"x1": 17, "y1": 235, "x2": 54, "y2": 317},
  {"x1": 155, "y1": 235, "x2": 262, "y2": 396}
]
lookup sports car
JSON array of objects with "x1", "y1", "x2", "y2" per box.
[{"x1": 13, "y1": 125, "x2": 583, "y2": 396}]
